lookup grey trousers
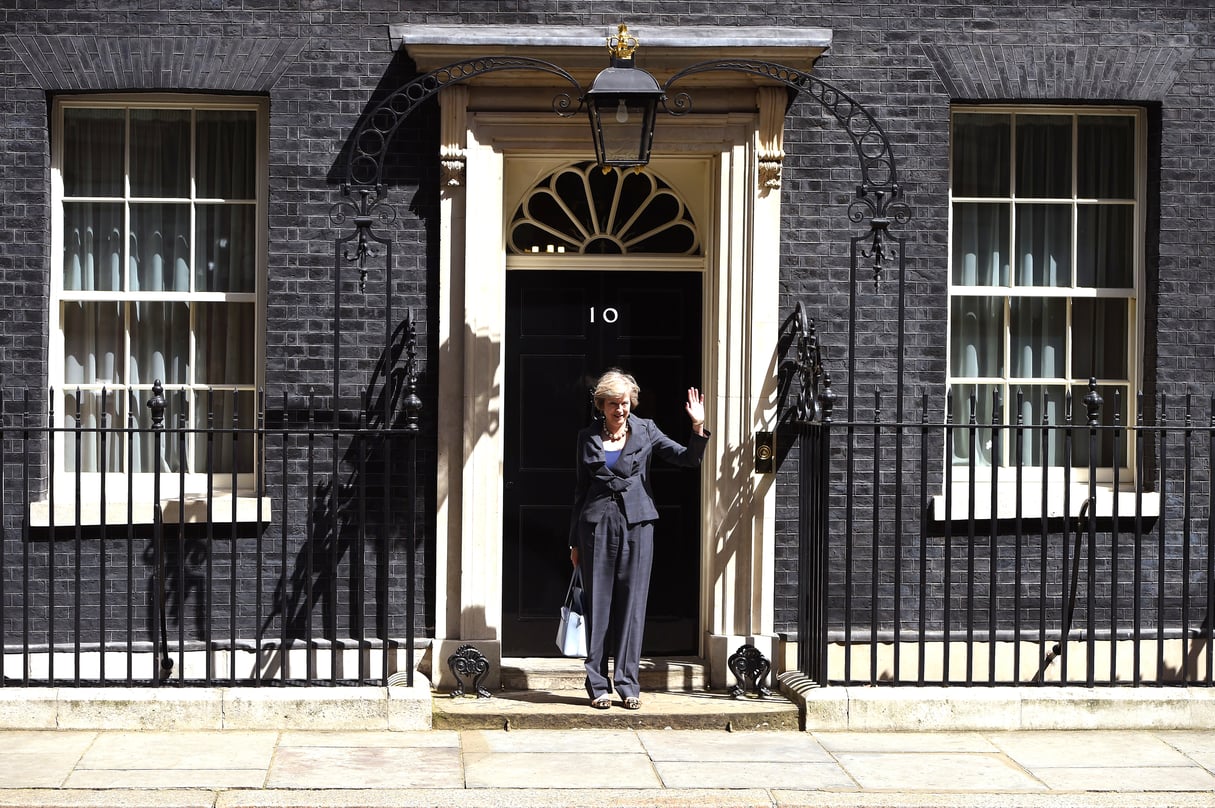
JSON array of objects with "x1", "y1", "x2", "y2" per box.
[{"x1": 575, "y1": 501, "x2": 654, "y2": 700}]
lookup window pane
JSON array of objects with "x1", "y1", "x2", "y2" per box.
[
  {"x1": 950, "y1": 296, "x2": 1004, "y2": 378},
  {"x1": 952, "y1": 112, "x2": 1009, "y2": 198},
  {"x1": 1016, "y1": 385, "x2": 1068, "y2": 467},
  {"x1": 64, "y1": 389, "x2": 124, "y2": 473},
  {"x1": 1016, "y1": 115, "x2": 1071, "y2": 198},
  {"x1": 1072, "y1": 299, "x2": 1129, "y2": 380},
  {"x1": 949, "y1": 383, "x2": 999, "y2": 467},
  {"x1": 1071, "y1": 384, "x2": 1128, "y2": 468},
  {"x1": 1015, "y1": 203, "x2": 1071, "y2": 287},
  {"x1": 130, "y1": 203, "x2": 191, "y2": 292},
  {"x1": 130, "y1": 109, "x2": 190, "y2": 197},
  {"x1": 191, "y1": 390, "x2": 255, "y2": 474},
  {"x1": 63, "y1": 301, "x2": 123, "y2": 385},
  {"x1": 1010, "y1": 298, "x2": 1065, "y2": 378},
  {"x1": 952, "y1": 203, "x2": 1009, "y2": 286},
  {"x1": 62, "y1": 108, "x2": 125, "y2": 197},
  {"x1": 196, "y1": 302, "x2": 256, "y2": 386},
  {"x1": 1078, "y1": 115, "x2": 1135, "y2": 199},
  {"x1": 196, "y1": 110, "x2": 258, "y2": 199},
  {"x1": 1076, "y1": 204, "x2": 1133, "y2": 288},
  {"x1": 196, "y1": 204, "x2": 256, "y2": 292},
  {"x1": 130, "y1": 302, "x2": 190, "y2": 386},
  {"x1": 63, "y1": 202, "x2": 124, "y2": 291}
]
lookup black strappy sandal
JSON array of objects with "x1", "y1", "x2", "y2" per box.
[
  {"x1": 590, "y1": 695, "x2": 611, "y2": 709},
  {"x1": 622, "y1": 696, "x2": 641, "y2": 710}
]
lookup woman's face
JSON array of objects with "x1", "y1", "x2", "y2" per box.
[{"x1": 602, "y1": 394, "x2": 631, "y2": 432}]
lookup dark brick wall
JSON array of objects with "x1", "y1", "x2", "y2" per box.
[{"x1": 0, "y1": 1, "x2": 1212, "y2": 653}]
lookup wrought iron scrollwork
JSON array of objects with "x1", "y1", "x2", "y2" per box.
[
  {"x1": 662, "y1": 59, "x2": 910, "y2": 283},
  {"x1": 402, "y1": 316, "x2": 422, "y2": 435},
  {"x1": 446, "y1": 643, "x2": 493, "y2": 698},
  {"x1": 346, "y1": 57, "x2": 583, "y2": 189},
  {"x1": 727, "y1": 643, "x2": 772, "y2": 699},
  {"x1": 790, "y1": 303, "x2": 835, "y2": 427},
  {"x1": 330, "y1": 184, "x2": 397, "y2": 292}
]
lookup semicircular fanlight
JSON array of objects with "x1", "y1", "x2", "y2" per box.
[{"x1": 508, "y1": 162, "x2": 700, "y2": 256}]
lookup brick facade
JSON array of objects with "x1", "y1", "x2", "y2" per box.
[{"x1": 1, "y1": 1, "x2": 1211, "y2": 656}]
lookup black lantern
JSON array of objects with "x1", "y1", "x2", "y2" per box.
[{"x1": 583, "y1": 25, "x2": 665, "y2": 170}]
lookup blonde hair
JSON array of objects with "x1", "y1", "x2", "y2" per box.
[{"x1": 592, "y1": 369, "x2": 640, "y2": 411}]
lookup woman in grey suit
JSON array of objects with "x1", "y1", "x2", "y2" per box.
[{"x1": 569, "y1": 369, "x2": 709, "y2": 710}]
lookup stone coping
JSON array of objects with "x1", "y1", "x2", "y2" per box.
[
  {"x1": 0, "y1": 680, "x2": 432, "y2": 732},
  {"x1": 780, "y1": 671, "x2": 1215, "y2": 731},
  {"x1": 1, "y1": 676, "x2": 1212, "y2": 732}
]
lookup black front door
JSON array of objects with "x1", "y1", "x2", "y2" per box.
[{"x1": 503, "y1": 269, "x2": 703, "y2": 657}]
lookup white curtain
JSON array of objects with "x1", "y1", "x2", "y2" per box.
[
  {"x1": 951, "y1": 114, "x2": 1131, "y2": 468},
  {"x1": 61, "y1": 106, "x2": 256, "y2": 474}
]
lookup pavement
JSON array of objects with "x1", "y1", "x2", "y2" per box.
[
  {"x1": 1, "y1": 677, "x2": 1215, "y2": 807},
  {"x1": 1, "y1": 724, "x2": 1215, "y2": 807}
]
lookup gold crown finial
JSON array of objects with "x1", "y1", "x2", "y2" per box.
[{"x1": 607, "y1": 24, "x2": 639, "y2": 60}]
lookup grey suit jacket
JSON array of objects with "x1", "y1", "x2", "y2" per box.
[{"x1": 569, "y1": 416, "x2": 710, "y2": 545}]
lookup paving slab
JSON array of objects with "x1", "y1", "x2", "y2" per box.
[
  {"x1": 0, "y1": 790, "x2": 216, "y2": 808},
  {"x1": 63, "y1": 768, "x2": 266, "y2": 789},
  {"x1": 640, "y1": 728, "x2": 835, "y2": 763},
  {"x1": 831, "y1": 751, "x2": 1049, "y2": 792},
  {"x1": 655, "y1": 759, "x2": 856, "y2": 790},
  {"x1": 465, "y1": 727, "x2": 646, "y2": 754},
  {"x1": 1160, "y1": 730, "x2": 1215, "y2": 773},
  {"x1": 771, "y1": 793, "x2": 1215, "y2": 807},
  {"x1": 266, "y1": 744, "x2": 464, "y2": 789},
  {"x1": 989, "y1": 730, "x2": 1199, "y2": 769},
  {"x1": 215, "y1": 787, "x2": 776, "y2": 807},
  {"x1": 0, "y1": 731, "x2": 97, "y2": 788},
  {"x1": 77, "y1": 730, "x2": 278, "y2": 770},
  {"x1": 813, "y1": 730, "x2": 1002, "y2": 754},
  {"x1": 276, "y1": 729, "x2": 460, "y2": 748},
  {"x1": 462, "y1": 750, "x2": 662, "y2": 789},
  {"x1": 1028, "y1": 765, "x2": 1215, "y2": 792}
]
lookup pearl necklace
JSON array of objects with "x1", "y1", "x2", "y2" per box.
[{"x1": 602, "y1": 421, "x2": 628, "y2": 442}]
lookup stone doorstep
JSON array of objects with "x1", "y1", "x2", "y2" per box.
[
  {"x1": 500, "y1": 655, "x2": 708, "y2": 691},
  {"x1": 432, "y1": 687, "x2": 800, "y2": 731}
]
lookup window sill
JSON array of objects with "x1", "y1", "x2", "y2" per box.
[
  {"x1": 29, "y1": 492, "x2": 273, "y2": 528},
  {"x1": 931, "y1": 482, "x2": 1160, "y2": 522}
]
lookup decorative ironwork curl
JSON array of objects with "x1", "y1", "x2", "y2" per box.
[
  {"x1": 849, "y1": 188, "x2": 912, "y2": 286},
  {"x1": 331, "y1": 185, "x2": 398, "y2": 291},
  {"x1": 663, "y1": 90, "x2": 692, "y2": 115},
  {"x1": 791, "y1": 303, "x2": 835, "y2": 426},
  {"x1": 345, "y1": 56, "x2": 584, "y2": 188},
  {"x1": 663, "y1": 59, "x2": 910, "y2": 282},
  {"x1": 446, "y1": 643, "x2": 493, "y2": 698},
  {"x1": 727, "y1": 643, "x2": 772, "y2": 699},
  {"x1": 402, "y1": 315, "x2": 422, "y2": 435}
]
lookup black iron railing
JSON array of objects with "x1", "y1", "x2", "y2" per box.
[
  {"x1": 788, "y1": 315, "x2": 1215, "y2": 686},
  {"x1": 0, "y1": 378, "x2": 422, "y2": 688}
]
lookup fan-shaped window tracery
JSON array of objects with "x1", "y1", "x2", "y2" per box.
[{"x1": 508, "y1": 162, "x2": 700, "y2": 255}]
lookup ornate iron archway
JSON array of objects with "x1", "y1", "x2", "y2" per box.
[
  {"x1": 329, "y1": 37, "x2": 914, "y2": 689},
  {"x1": 330, "y1": 48, "x2": 912, "y2": 400},
  {"x1": 332, "y1": 52, "x2": 910, "y2": 294}
]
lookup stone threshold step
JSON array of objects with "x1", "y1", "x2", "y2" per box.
[
  {"x1": 432, "y1": 687, "x2": 799, "y2": 731},
  {"x1": 500, "y1": 656, "x2": 709, "y2": 691}
]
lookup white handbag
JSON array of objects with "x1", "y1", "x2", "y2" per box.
[{"x1": 555, "y1": 568, "x2": 587, "y2": 657}]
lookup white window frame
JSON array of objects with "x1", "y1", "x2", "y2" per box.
[
  {"x1": 42, "y1": 93, "x2": 269, "y2": 526},
  {"x1": 940, "y1": 104, "x2": 1151, "y2": 520}
]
